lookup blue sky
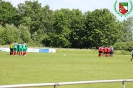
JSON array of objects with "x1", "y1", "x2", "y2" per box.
[{"x1": 6, "y1": 0, "x2": 133, "y2": 21}]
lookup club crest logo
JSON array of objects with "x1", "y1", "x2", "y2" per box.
[{"x1": 114, "y1": 0, "x2": 133, "y2": 17}]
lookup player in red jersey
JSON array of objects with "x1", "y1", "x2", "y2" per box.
[
  {"x1": 102, "y1": 47, "x2": 105, "y2": 56},
  {"x1": 107, "y1": 47, "x2": 111, "y2": 57},
  {"x1": 104, "y1": 47, "x2": 108, "y2": 57},
  {"x1": 99, "y1": 46, "x2": 103, "y2": 57}
]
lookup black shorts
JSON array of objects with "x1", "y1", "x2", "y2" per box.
[
  {"x1": 104, "y1": 52, "x2": 107, "y2": 54},
  {"x1": 99, "y1": 51, "x2": 103, "y2": 54},
  {"x1": 10, "y1": 48, "x2": 13, "y2": 55},
  {"x1": 107, "y1": 52, "x2": 110, "y2": 54},
  {"x1": 110, "y1": 51, "x2": 113, "y2": 54},
  {"x1": 10, "y1": 48, "x2": 13, "y2": 52}
]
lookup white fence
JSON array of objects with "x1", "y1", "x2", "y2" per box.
[
  {"x1": 0, "y1": 79, "x2": 133, "y2": 88},
  {"x1": 0, "y1": 48, "x2": 56, "y2": 53}
]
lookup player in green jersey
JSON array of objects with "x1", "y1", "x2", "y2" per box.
[
  {"x1": 13, "y1": 42, "x2": 18, "y2": 56},
  {"x1": 18, "y1": 44, "x2": 23, "y2": 55},
  {"x1": 22, "y1": 43, "x2": 27, "y2": 56}
]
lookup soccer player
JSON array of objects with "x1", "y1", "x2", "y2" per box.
[
  {"x1": 107, "y1": 47, "x2": 111, "y2": 57},
  {"x1": 17, "y1": 43, "x2": 19, "y2": 55},
  {"x1": 98, "y1": 46, "x2": 103, "y2": 57},
  {"x1": 131, "y1": 50, "x2": 133, "y2": 61},
  {"x1": 102, "y1": 47, "x2": 105, "y2": 56},
  {"x1": 110, "y1": 46, "x2": 114, "y2": 57},
  {"x1": 22, "y1": 43, "x2": 27, "y2": 56},
  {"x1": 10, "y1": 42, "x2": 14, "y2": 55},
  {"x1": 13, "y1": 42, "x2": 18, "y2": 56},
  {"x1": 18, "y1": 44, "x2": 23, "y2": 55},
  {"x1": 104, "y1": 47, "x2": 108, "y2": 57}
]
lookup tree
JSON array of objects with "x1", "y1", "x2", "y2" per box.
[
  {"x1": 43, "y1": 9, "x2": 72, "y2": 48},
  {"x1": 43, "y1": 32, "x2": 71, "y2": 48},
  {"x1": 1, "y1": 24, "x2": 21, "y2": 44},
  {"x1": 0, "y1": 25, "x2": 5, "y2": 44},
  {"x1": 18, "y1": 25, "x2": 32, "y2": 43},
  {"x1": 84, "y1": 8, "x2": 123, "y2": 48},
  {"x1": 17, "y1": 1, "x2": 54, "y2": 44},
  {"x1": 17, "y1": 0, "x2": 42, "y2": 33},
  {"x1": 121, "y1": 16, "x2": 133, "y2": 42},
  {"x1": 0, "y1": 0, "x2": 17, "y2": 26},
  {"x1": 69, "y1": 9, "x2": 85, "y2": 48}
]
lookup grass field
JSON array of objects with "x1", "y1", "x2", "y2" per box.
[{"x1": 0, "y1": 49, "x2": 133, "y2": 88}]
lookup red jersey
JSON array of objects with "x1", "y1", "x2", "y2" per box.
[
  {"x1": 107, "y1": 48, "x2": 110, "y2": 52},
  {"x1": 99, "y1": 47, "x2": 103, "y2": 52},
  {"x1": 104, "y1": 47, "x2": 107, "y2": 52},
  {"x1": 102, "y1": 48, "x2": 105, "y2": 52}
]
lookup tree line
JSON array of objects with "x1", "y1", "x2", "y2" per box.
[{"x1": 0, "y1": 0, "x2": 133, "y2": 49}]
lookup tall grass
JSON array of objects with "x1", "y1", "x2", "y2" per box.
[{"x1": 0, "y1": 49, "x2": 132, "y2": 88}]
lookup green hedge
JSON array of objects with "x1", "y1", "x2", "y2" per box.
[{"x1": 114, "y1": 41, "x2": 133, "y2": 51}]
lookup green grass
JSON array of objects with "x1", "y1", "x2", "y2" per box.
[{"x1": 0, "y1": 49, "x2": 133, "y2": 88}]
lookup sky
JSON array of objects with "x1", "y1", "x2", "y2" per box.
[{"x1": 5, "y1": 0, "x2": 133, "y2": 21}]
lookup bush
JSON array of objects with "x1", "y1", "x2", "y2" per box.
[
  {"x1": 0, "y1": 39, "x2": 5, "y2": 45},
  {"x1": 18, "y1": 25, "x2": 32, "y2": 43},
  {"x1": 114, "y1": 41, "x2": 133, "y2": 51},
  {"x1": 42, "y1": 33, "x2": 71, "y2": 48}
]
